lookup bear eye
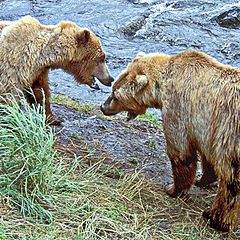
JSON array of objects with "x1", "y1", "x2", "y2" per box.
[
  {"x1": 112, "y1": 92, "x2": 117, "y2": 100},
  {"x1": 99, "y1": 55, "x2": 106, "y2": 63}
]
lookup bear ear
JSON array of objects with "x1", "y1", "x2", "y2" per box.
[
  {"x1": 76, "y1": 29, "x2": 91, "y2": 46},
  {"x1": 136, "y1": 52, "x2": 146, "y2": 59},
  {"x1": 135, "y1": 74, "x2": 148, "y2": 91},
  {"x1": 133, "y1": 52, "x2": 146, "y2": 62},
  {"x1": 59, "y1": 21, "x2": 77, "y2": 29}
]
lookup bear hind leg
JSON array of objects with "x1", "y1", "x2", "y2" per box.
[
  {"x1": 203, "y1": 177, "x2": 240, "y2": 232},
  {"x1": 195, "y1": 155, "x2": 218, "y2": 188}
]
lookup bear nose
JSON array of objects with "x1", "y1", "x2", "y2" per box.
[
  {"x1": 100, "y1": 104, "x2": 105, "y2": 113},
  {"x1": 104, "y1": 76, "x2": 114, "y2": 86},
  {"x1": 109, "y1": 76, "x2": 114, "y2": 83}
]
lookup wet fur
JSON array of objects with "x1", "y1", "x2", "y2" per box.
[
  {"x1": 102, "y1": 50, "x2": 240, "y2": 232},
  {"x1": 0, "y1": 16, "x2": 107, "y2": 124}
]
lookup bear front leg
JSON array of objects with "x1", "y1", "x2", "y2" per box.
[
  {"x1": 195, "y1": 155, "x2": 218, "y2": 188},
  {"x1": 162, "y1": 107, "x2": 198, "y2": 197},
  {"x1": 31, "y1": 70, "x2": 61, "y2": 125},
  {"x1": 202, "y1": 178, "x2": 239, "y2": 232},
  {"x1": 165, "y1": 148, "x2": 198, "y2": 198}
]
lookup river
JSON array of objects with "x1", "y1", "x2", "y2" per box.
[{"x1": 0, "y1": 0, "x2": 240, "y2": 104}]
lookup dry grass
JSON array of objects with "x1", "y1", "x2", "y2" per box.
[
  {"x1": 0, "y1": 97, "x2": 239, "y2": 239},
  {"x1": 1, "y1": 136, "x2": 239, "y2": 240}
]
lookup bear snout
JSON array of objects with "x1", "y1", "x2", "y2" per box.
[
  {"x1": 100, "y1": 75, "x2": 114, "y2": 87},
  {"x1": 100, "y1": 103, "x2": 113, "y2": 116},
  {"x1": 100, "y1": 104, "x2": 106, "y2": 114}
]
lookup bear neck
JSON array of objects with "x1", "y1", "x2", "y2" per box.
[
  {"x1": 141, "y1": 87, "x2": 163, "y2": 111},
  {"x1": 38, "y1": 30, "x2": 83, "y2": 69},
  {"x1": 139, "y1": 62, "x2": 170, "y2": 110},
  {"x1": 147, "y1": 55, "x2": 172, "y2": 110},
  {"x1": 40, "y1": 42, "x2": 73, "y2": 69}
]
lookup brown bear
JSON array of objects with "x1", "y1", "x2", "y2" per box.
[
  {"x1": 0, "y1": 21, "x2": 11, "y2": 31},
  {"x1": 100, "y1": 50, "x2": 240, "y2": 232},
  {"x1": 0, "y1": 16, "x2": 114, "y2": 124}
]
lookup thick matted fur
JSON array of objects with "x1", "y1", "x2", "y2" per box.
[
  {"x1": 0, "y1": 16, "x2": 114, "y2": 124},
  {"x1": 101, "y1": 50, "x2": 240, "y2": 232}
]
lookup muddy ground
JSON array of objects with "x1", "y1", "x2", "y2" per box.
[{"x1": 52, "y1": 103, "x2": 204, "y2": 196}]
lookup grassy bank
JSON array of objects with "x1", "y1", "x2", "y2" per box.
[
  {"x1": 0, "y1": 97, "x2": 238, "y2": 239},
  {"x1": 52, "y1": 94, "x2": 97, "y2": 114}
]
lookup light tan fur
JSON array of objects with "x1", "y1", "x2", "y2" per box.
[
  {"x1": 0, "y1": 16, "x2": 113, "y2": 124},
  {"x1": 101, "y1": 50, "x2": 240, "y2": 232}
]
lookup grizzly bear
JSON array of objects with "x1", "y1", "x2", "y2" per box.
[
  {"x1": 0, "y1": 16, "x2": 114, "y2": 124},
  {"x1": 100, "y1": 50, "x2": 240, "y2": 232}
]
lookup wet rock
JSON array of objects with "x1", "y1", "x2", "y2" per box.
[
  {"x1": 52, "y1": 103, "x2": 171, "y2": 183},
  {"x1": 121, "y1": 15, "x2": 148, "y2": 37},
  {"x1": 214, "y1": 7, "x2": 240, "y2": 28},
  {"x1": 128, "y1": 0, "x2": 157, "y2": 4},
  {"x1": 128, "y1": 0, "x2": 140, "y2": 4}
]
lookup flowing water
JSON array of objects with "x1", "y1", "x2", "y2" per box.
[
  {"x1": 0, "y1": 0, "x2": 240, "y2": 104},
  {"x1": 2, "y1": 1, "x2": 240, "y2": 218}
]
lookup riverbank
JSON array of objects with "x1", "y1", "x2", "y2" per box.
[
  {"x1": 0, "y1": 1, "x2": 240, "y2": 238},
  {"x1": 1, "y1": 97, "x2": 239, "y2": 240}
]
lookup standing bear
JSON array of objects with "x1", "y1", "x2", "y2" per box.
[
  {"x1": 100, "y1": 50, "x2": 240, "y2": 232},
  {"x1": 0, "y1": 16, "x2": 114, "y2": 124}
]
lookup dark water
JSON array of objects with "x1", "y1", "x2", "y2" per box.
[{"x1": 0, "y1": 0, "x2": 240, "y2": 104}]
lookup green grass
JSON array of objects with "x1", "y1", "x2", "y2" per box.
[
  {"x1": 136, "y1": 111, "x2": 162, "y2": 128},
  {"x1": 0, "y1": 226, "x2": 9, "y2": 240},
  {"x1": 0, "y1": 95, "x2": 56, "y2": 222},
  {"x1": 51, "y1": 94, "x2": 97, "y2": 113},
  {"x1": 0, "y1": 95, "x2": 239, "y2": 239},
  {"x1": 52, "y1": 93, "x2": 162, "y2": 129}
]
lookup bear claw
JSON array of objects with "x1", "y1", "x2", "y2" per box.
[
  {"x1": 202, "y1": 209, "x2": 231, "y2": 232},
  {"x1": 47, "y1": 115, "x2": 62, "y2": 126},
  {"x1": 164, "y1": 184, "x2": 186, "y2": 198}
]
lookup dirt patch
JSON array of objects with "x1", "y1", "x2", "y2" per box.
[
  {"x1": 53, "y1": 103, "x2": 172, "y2": 185},
  {"x1": 52, "y1": 103, "x2": 206, "y2": 198}
]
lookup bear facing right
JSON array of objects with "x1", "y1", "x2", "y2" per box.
[
  {"x1": 100, "y1": 50, "x2": 240, "y2": 232},
  {"x1": 0, "y1": 16, "x2": 114, "y2": 124}
]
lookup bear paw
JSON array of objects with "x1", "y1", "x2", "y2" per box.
[
  {"x1": 195, "y1": 178, "x2": 218, "y2": 189},
  {"x1": 47, "y1": 115, "x2": 62, "y2": 126},
  {"x1": 164, "y1": 184, "x2": 187, "y2": 198},
  {"x1": 202, "y1": 209, "x2": 231, "y2": 232}
]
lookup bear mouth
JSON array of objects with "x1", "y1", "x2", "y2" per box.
[
  {"x1": 127, "y1": 111, "x2": 137, "y2": 121},
  {"x1": 88, "y1": 78, "x2": 100, "y2": 90}
]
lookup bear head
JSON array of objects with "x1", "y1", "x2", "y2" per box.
[
  {"x1": 100, "y1": 52, "x2": 153, "y2": 120},
  {"x1": 54, "y1": 22, "x2": 114, "y2": 89}
]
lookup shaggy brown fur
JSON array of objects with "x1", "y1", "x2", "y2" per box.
[
  {"x1": 101, "y1": 50, "x2": 240, "y2": 232},
  {"x1": 0, "y1": 16, "x2": 114, "y2": 124}
]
